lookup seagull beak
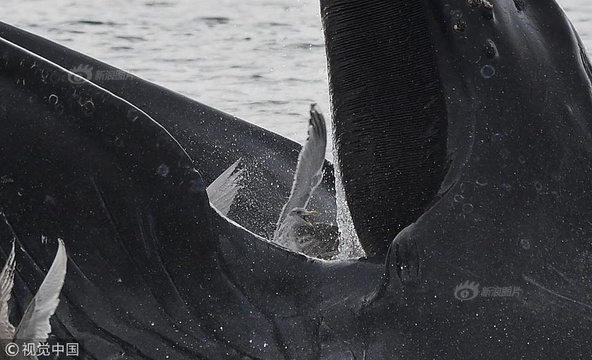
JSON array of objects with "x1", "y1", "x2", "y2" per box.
[{"x1": 304, "y1": 210, "x2": 318, "y2": 227}]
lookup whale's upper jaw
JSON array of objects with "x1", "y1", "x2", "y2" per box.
[
  {"x1": 322, "y1": 0, "x2": 592, "y2": 260},
  {"x1": 322, "y1": 0, "x2": 449, "y2": 258},
  {"x1": 320, "y1": 0, "x2": 592, "y2": 355}
]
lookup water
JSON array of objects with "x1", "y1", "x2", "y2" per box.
[
  {"x1": 3, "y1": 0, "x2": 330, "y2": 148},
  {"x1": 3, "y1": 0, "x2": 592, "y2": 149}
]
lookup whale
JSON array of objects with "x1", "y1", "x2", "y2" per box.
[
  {"x1": 0, "y1": 0, "x2": 591, "y2": 358},
  {"x1": 0, "y1": 22, "x2": 338, "y2": 242}
]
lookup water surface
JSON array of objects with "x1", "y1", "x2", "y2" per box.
[{"x1": 3, "y1": 0, "x2": 591, "y2": 150}]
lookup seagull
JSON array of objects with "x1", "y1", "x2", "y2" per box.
[
  {"x1": 273, "y1": 104, "x2": 339, "y2": 258},
  {"x1": 274, "y1": 207, "x2": 340, "y2": 259},
  {"x1": 276, "y1": 104, "x2": 327, "y2": 227},
  {"x1": 295, "y1": 221, "x2": 340, "y2": 260},
  {"x1": 0, "y1": 239, "x2": 67, "y2": 356},
  {"x1": 273, "y1": 207, "x2": 317, "y2": 250}
]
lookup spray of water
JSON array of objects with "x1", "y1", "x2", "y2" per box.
[{"x1": 332, "y1": 148, "x2": 365, "y2": 259}]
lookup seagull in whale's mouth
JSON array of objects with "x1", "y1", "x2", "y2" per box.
[
  {"x1": 273, "y1": 207, "x2": 317, "y2": 247},
  {"x1": 272, "y1": 105, "x2": 339, "y2": 259},
  {"x1": 274, "y1": 207, "x2": 339, "y2": 260},
  {"x1": 288, "y1": 207, "x2": 318, "y2": 227}
]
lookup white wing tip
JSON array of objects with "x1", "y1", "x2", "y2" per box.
[{"x1": 14, "y1": 239, "x2": 67, "y2": 342}]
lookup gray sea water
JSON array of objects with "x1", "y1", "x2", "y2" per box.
[
  {"x1": 4, "y1": 0, "x2": 592, "y2": 151},
  {"x1": 4, "y1": 0, "x2": 330, "y2": 149}
]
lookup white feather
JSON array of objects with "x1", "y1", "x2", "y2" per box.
[
  {"x1": 207, "y1": 158, "x2": 245, "y2": 216},
  {"x1": 276, "y1": 104, "x2": 327, "y2": 227},
  {"x1": 14, "y1": 239, "x2": 67, "y2": 343},
  {"x1": 0, "y1": 241, "x2": 16, "y2": 340}
]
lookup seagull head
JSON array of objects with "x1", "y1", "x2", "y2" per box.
[{"x1": 289, "y1": 207, "x2": 318, "y2": 227}]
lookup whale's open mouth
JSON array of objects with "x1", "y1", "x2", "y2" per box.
[
  {"x1": 2, "y1": 1, "x2": 592, "y2": 356},
  {"x1": 322, "y1": 0, "x2": 448, "y2": 258}
]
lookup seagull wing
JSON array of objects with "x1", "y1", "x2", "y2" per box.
[
  {"x1": 207, "y1": 158, "x2": 245, "y2": 216},
  {"x1": 14, "y1": 239, "x2": 67, "y2": 343},
  {"x1": 0, "y1": 241, "x2": 16, "y2": 340},
  {"x1": 296, "y1": 223, "x2": 340, "y2": 259},
  {"x1": 277, "y1": 104, "x2": 327, "y2": 225}
]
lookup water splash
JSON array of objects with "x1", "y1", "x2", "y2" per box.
[{"x1": 333, "y1": 153, "x2": 364, "y2": 259}]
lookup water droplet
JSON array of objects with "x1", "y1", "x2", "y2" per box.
[
  {"x1": 48, "y1": 94, "x2": 58, "y2": 105},
  {"x1": 78, "y1": 93, "x2": 91, "y2": 106},
  {"x1": 82, "y1": 100, "x2": 95, "y2": 116},
  {"x1": 459, "y1": 182, "x2": 466, "y2": 193},
  {"x1": 476, "y1": 176, "x2": 488, "y2": 186},
  {"x1": 520, "y1": 238, "x2": 531, "y2": 250},
  {"x1": 0, "y1": 175, "x2": 14, "y2": 184},
  {"x1": 491, "y1": 132, "x2": 503, "y2": 144},
  {"x1": 450, "y1": 9, "x2": 463, "y2": 19},
  {"x1": 453, "y1": 20, "x2": 467, "y2": 32},
  {"x1": 43, "y1": 195, "x2": 58, "y2": 208},
  {"x1": 114, "y1": 136, "x2": 124, "y2": 147},
  {"x1": 534, "y1": 181, "x2": 543, "y2": 192},
  {"x1": 127, "y1": 108, "x2": 139, "y2": 122},
  {"x1": 157, "y1": 164, "x2": 170, "y2": 177},
  {"x1": 454, "y1": 194, "x2": 465, "y2": 202},
  {"x1": 483, "y1": 39, "x2": 498, "y2": 59},
  {"x1": 462, "y1": 203, "x2": 474, "y2": 213},
  {"x1": 481, "y1": 65, "x2": 495, "y2": 78}
]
